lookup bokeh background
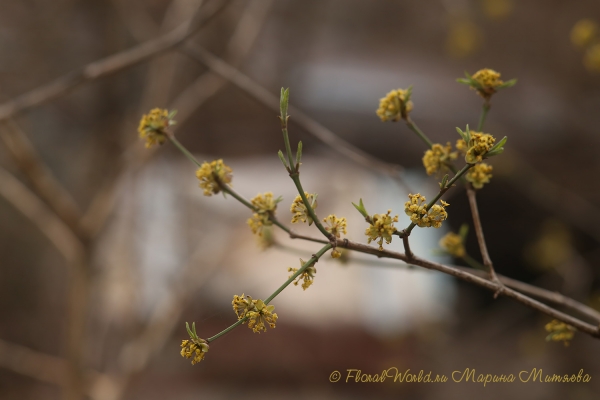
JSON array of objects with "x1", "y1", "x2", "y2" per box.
[{"x1": 1, "y1": 0, "x2": 600, "y2": 399}]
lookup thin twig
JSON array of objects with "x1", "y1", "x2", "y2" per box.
[
  {"x1": 335, "y1": 238, "x2": 600, "y2": 338},
  {"x1": 466, "y1": 186, "x2": 501, "y2": 287},
  {"x1": 455, "y1": 266, "x2": 600, "y2": 323},
  {"x1": 0, "y1": 166, "x2": 86, "y2": 264},
  {"x1": 0, "y1": 0, "x2": 229, "y2": 122},
  {"x1": 179, "y1": 44, "x2": 411, "y2": 192}
]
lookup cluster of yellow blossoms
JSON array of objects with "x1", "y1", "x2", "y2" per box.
[
  {"x1": 180, "y1": 322, "x2": 209, "y2": 365},
  {"x1": 571, "y1": 19, "x2": 600, "y2": 73},
  {"x1": 138, "y1": 108, "x2": 175, "y2": 148},
  {"x1": 439, "y1": 232, "x2": 466, "y2": 258},
  {"x1": 290, "y1": 192, "x2": 318, "y2": 224},
  {"x1": 422, "y1": 142, "x2": 458, "y2": 175},
  {"x1": 232, "y1": 294, "x2": 278, "y2": 333},
  {"x1": 365, "y1": 210, "x2": 398, "y2": 250},
  {"x1": 247, "y1": 192, "x2": 279, "y2": 237},
  {"x1": 288, "y1": 258, "x2": 317, "y2": 290},
  {"x1": 180, "y1": 338, "x2": 209, "y2": 365},
  {"x1": 323, "y1": 214, "x2": 347, "y2": 258},
  {"x1": 466, "y1": 163, "x2": 493, "y2": 189},
  {"x1": 376, "y1": 88, "x2": 413, "y2": 122},
  {"x1": 404, "y1": 193, "x2": 449, "y2": 228},
  {"x1": 195, "y1": 159, "x2": 233, "y2": 196},
  {"x1": 470, "y1": 68, "x2": 504, "y2": 99},
  {"x1": 545, "y1": 319, "x2": 576, "y2": 346},
  {"x1": 456, "y1": 131, "x2": 496, "y2": 164}
]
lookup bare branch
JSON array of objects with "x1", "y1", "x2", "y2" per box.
[
  {"x1": 0, "y1": 0, "x2": 230, "y2": 122},
  {"x1": 180, "y1": 44, "x2": 411, "y2": 191},
  {"x1": 0, "y1": 166, "x2": 86, "y2": 264},
  {"x1": 466, "y1": 186, "x2": 501, "y2": 285},
  {"x1": 335, "y1": 238, "x2": 600, "y2": 338}
]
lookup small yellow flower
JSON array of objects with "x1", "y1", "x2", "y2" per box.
[
  {"x1": 376, "y1": 88, "x2": 413, "y2": 122},
  {"x1": 571, "y1": 19, "x2": 597, "y2": 48},
  {"x1": 232, "y1": 293, "x2": 254, "y2": 319},
  {"x1": 472, "y1": 69, "x2": 503, "y2": 90},
  {"x1": 247, "y1": 192, "x2": 280, "y2": 237},
  {"x1": 195, "y1": 159, "x2": 233, "y2": 196},
  {"x1": 456, "y1": 131, "x2": 496, "y2": 164},
  {"x1": 404, "y1": 193, "x2": 449, "y2": 228},
  {"x1": 446, "y1": 18, "x2": 483, "y2": 58},
  {"x1": 290, "y1": 192, "x2": 318, "y2": 225},
  {"x1": 232, "y1": 295, "x2": 278, "y2": 333},
  {"x1": 246, "y1": 299, "x2": 278, "y2": 333},
  {"x1": 545, "y1": 319, "x2": 576, "y2": 346},
  {"x1": 331, "y1": 248, "x2": 342, "y2": 258},
  {"x1": 481, "y1": 0, "x2": 514, "y2": 20},
  {"x1": 466, "y1": 163, "x2": 493, "y2": 189},
  {"x1": 323, "y1": 214, "x2": 347, "y2": 238},
  {"x1": 180, "y1": 338, "x2": 209, "y2": 365},
  {"x1": 584, "y1": 43, "x2": 600, "y2": 73},
  {"x1": 138, "y1": 108, "x2": 176, "y2": 148},
  {"x1": 422, "y1": 142, "x2": 458, "y2": 175},
  {"x1": 365, "y1": 210, "x2": 398, "y2": 250},
  {"x1": 439, "y1": 232, "x2": 465, "y2": 258},
  {"x1": 288, "y1": 258, "x2": 317, "y2": 290},
  {"x1": 180, "y1": 322, "x2": 208, "y2": 365}
]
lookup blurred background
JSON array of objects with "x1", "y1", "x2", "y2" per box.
[{"x1": 1, "y1": 0, "x2": 600, "y2": 399}]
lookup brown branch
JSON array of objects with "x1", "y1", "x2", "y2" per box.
[
  {"x1": 0, "y1": 119, "x2": 84, "y2": 234},
  {"x1": 334, "y1": 238, "x2": 600, "y2": 338},
  {"x1": 179, "y1": 44, "x2": 411, "y2": 192},
  {"x1": 466, "y1": 186, "x2": 501, "y2": 285},
  {"x1": 0, "y1": 0, "x2": 228, "y2": 122},
  {"x1": 0, "y1": 338, "x2": 106, "y2": 390},
  {"x1": 456, "y1": 266, "x2": 600, "y2": 323},
  {"x1": 0, "y1": 166, "x2": 86, "y2": 264}
]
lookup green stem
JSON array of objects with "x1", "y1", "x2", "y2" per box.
[
  {"x1": 404, "y1": 163, "x2": 473, "y2": 235},
  {"x1": 265, "y1": 243, "x2": 332, "y2": 304},
  {"x1": 207, "y1": 243, "x2": 332, "y2": 342},
  {"x1": 463, "y1": 254, "x2": 486, "y2": 271},
  {"x1": 477, "y1": 102, "x2": 490, "y2": 131},
  {"x1": 207, "y1": 318, "x2": 246, "y2": 342},
  {"x1": 405, "y1": 118, "x2": 433, "y2": 149},
  {"x1": 169, "y1": 135, "x2": 293, "y2": 235},
  {"x1": 169, "y1": 136, "x2": 202, "y2": 168},
  {"x1": 282, "y1": 127, "x2": 295, "y2": 173},
  {"x1": 290, "y1": 174, "x2": 333, "y2": 239}
]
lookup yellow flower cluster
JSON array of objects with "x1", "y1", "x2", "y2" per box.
[
  {"x1": 290, "y1": 192, "x2": 318, "y2": 225},
  {"x1": 247, "y1": 192, "x2": 278, "y2": 236},
  {"x1": 466, "y1": 163, "x2": 493, "y2": 189},
  {"x1": 570, "y1": 19, "x2": 600, "y2": 73},
  {"x1": 195, "y1": 159, "x2": 233, "y2": 196},
  {"x1": 288, "y1": 258, "x2": 317, "y2": 290},
  {"x1": 422, "y1": 142, "x2": 458, "y2": 175},
  {"x1": 545, "y1": 319, "x2": 576, "y2": 346},
  {"x1": 232, "y1": 294, "x2": 278, "y2": 333},
  {"x1": 376, "y1": 88, "x2": 413, "y2": 122},
  {"x1": 323, "y1": 214, "x2": 347, "y2": 238},
  {"x1": 180, "y1": 338, "x2": 209, "y2": 365},
  {"x1": 323, "y1": 214, "x2": 347, "y2": 258},
  {"x1": 439, "y1": 232, "x2": 465, "y2": 258},
  {"x1": 138, "y1": 108, "x2": 174, "y2": 148},
  {"x1": 472, "y1": 68, "x2": 503, "y2": 89},
  {"x1": 365, "y1": 210, "x2": 398, "y2": 250},
  {"x1": 404, "y1": 193, "x2": 449, "y2": 228},
  {"x1": 584, "y1": 44, "x2": 600, "y2": 73},
  {"x1": 571, "y1": 19, "x2": 597, "y2": 48},
  {"x1": 456, "y1": 131, "x2": 496, "y2": 164}
]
